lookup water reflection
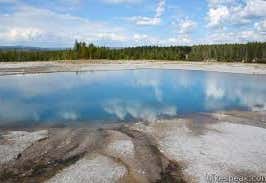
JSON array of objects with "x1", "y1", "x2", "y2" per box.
[
  {"x1": 133, "y1": 70, "x2": 163, "y2": 102},
  {"x1": 0, "y1": 70, "x2": 265, "y2": 127},
  {"x1": 103, "y1": 99, "x2": 177, "y2": 122},
  {"x1": 204, "y1": 73, "x2": 266, "y2": 111}
]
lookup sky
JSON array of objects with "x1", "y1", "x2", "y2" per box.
[{"x1": 0, "y1": 0, "x2": 265, "y2": 47}]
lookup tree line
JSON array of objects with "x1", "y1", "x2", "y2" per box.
[{"x1": 0, "y1": 41, "x2": 265, "y2": 63}]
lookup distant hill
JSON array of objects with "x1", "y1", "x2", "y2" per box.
[{"x1": 0, "y1": 46, "x2": 66, "y2": 51}]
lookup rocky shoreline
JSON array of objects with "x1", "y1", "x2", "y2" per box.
[
  {"x1": 1, "y1": 110, "x2": 266, "y2": 183},
  {"x1": 1, "y1": 61, "x2": 266, "y2": 76}
]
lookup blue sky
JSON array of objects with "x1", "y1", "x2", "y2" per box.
[{"x1": 0, "y1": 0, "x2": 265, "y2": 47}]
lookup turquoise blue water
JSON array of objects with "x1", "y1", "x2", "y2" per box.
[{"x1": 0, "y1": 70, "x2": 265, "y2": 127}]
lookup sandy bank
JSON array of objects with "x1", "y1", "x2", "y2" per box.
[
  {"x1": 0, "y1": 60, "x2": 266, "y2": 75},
  {"x1": 1, "y1": 110, "x2": 266, "y2": 183}
]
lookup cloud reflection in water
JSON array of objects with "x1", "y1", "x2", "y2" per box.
[{"x1": 0, "y1": 70, "x2": 265, "y2": 127}]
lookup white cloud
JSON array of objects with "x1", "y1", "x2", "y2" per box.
[
  {"x1": 0, "y1": 71, "x2": 129, "y2": 97},
  {"x1": 0, "y1": 3, "x2": 175, "y2": 46},
  {"x1": 60, "y1": 111, "x2": 78, "y2": 120},
  {"x1": 155, "y1": 0, "x2": 165, "y2": 17},
  {"x1": 207, "y1": 6, "x2": 230, "y2": 27},
  {"x1": 133, "y1": 70, "x2": 163, "y2": 101},
  {"x1": 206, "y1": 79, "x2": 225, "y2": 99},
  {"x1": 203, "y1": 29, "x2": 266, "y2": 44},
  {"x1": 2, "y1": 27, "x2": 44, "y2": 41},
  {"x1": 255, "y1": 20, "x2": 266, "y2": 34},
  {"x1": 133, "y1": 33, "x2": 148, "y2": 40},
  {"x1": 239, "y1": 0, "x2": 266, "y2": 19},
  {"x1": 178, "y1": 19, "x2": 197, "y2": 34},
  {"x1": 205, "y1": 0, "x2": 266, "y2": 43},
  {"x1": 167, "y1": 35, "x2": 192, "y2": 45},
  {"x1": 205, "y1": 73, "x2": 266, "y2": 112},
  {"x1": 129, "y1": 16, "x2": 161, "y2": 25},
  {"x1": 168, "y1": 18, "x2": 196, "y2": 46},
  {"x1": 0, "y1": 98, "x2": 40, "y2": 123},
  {"x1": 95, "y1": 32, "x2": 127, "y2": 41},
  {"x1": 0, "y1": 5, "x2": 132, "y2": 46},
  {"x1": 129, "y1": 0, "x2": 165, "y2": 26},
  {"x1": 207, "y1": 0, "x2": 237, "y2": 7},
  {"x1": 207, "y1": 0, "x2": 266, "y2": 27},
  {"x1": 0, "y1": 0, "x2": 265, "y2": 46},
  {"x1": 103, "y1": 99, "x2": 177, "y2": 122}
]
